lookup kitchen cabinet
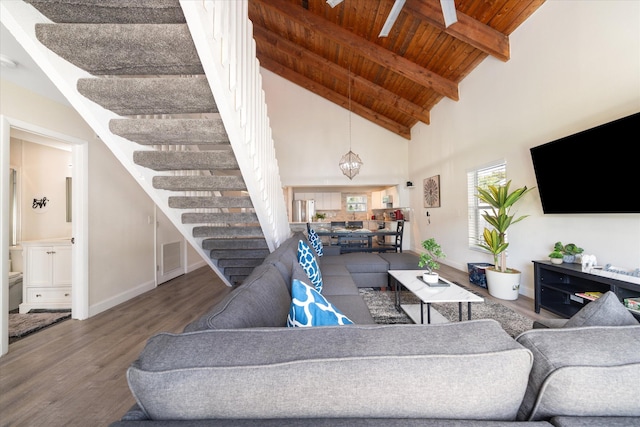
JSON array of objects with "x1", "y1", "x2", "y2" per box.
[
  {"x1": 19, "y1": 239, "x2": 72, "y2": 313},
  {"x1": 371, "y1": 191, "x2": 383, "y2": 209},
  {"x1": 296, "y1": 192, "x2": 342, "y2": 210}
]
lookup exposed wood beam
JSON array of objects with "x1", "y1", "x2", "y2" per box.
[
  {"x1": 407, "y1": 0, "x2": 510, "y2": 62},
  {"x1": 252, "y1": 24, "x2": 430, "y2": 125},
  {"x1": 258, "y1": 56, "x2": 412, "y2": 139},
  {"x1": 254, "y1": 0, "x2": 459, "y2": 101}
]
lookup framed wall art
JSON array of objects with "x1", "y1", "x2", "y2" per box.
[{"x1": 423, "y1": 175, "x2": 441, "y2": 208}]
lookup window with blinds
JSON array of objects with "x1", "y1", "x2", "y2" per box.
[{"x1": 467, "y1": 162, "x2": 506, "y2": 250}]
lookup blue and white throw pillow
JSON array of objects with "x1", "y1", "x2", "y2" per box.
[
  {"x1": 287, "y1": 279, "x2": 353, "y2": 327},
  {"x1": 297, "y1": 240, "x2": 323, "y2": 293},
  {"x1": 307, "y1": 228, "x2": 323, "y2": 257}
]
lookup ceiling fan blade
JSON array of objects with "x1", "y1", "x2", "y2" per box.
[
  {"x1": 440, "y1": 0, "x2": 458, "y2": 28},
  {"x1": 378, "y1": 0, "x2": 406, "y2": 37}
]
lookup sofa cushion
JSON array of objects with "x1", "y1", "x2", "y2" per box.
[
  {"x1": 516, "y1": 325, "x2": 640, "y2": 421},
  {"x1": 563, "y1": 291, "x2": 639, "y2": 328},
  {"x1": 377, "y1": 252, "x2": 423, "y2": 270},
  {"x1": 183, "y1": 263, "x2": 291, "y2": 331},
  {"x1": 327, "y1": 294, "x2": 375, "y2": 324},
  {"x1": 128, "y1": 320, "x2": 532, "y2": 421},
  {"x1": 307, "y1": 228, "x2": 324, "y2": 257},
  {"x1": 323, "y1": 253, "x2": 389, "y2": 273},
  {"x1": 262, "y1": 232, "x2": 300, "y2": 284},
  {"x1": 287, "y1": 279, "x2": 354, "y2": 327},
  {"x1": 321, "y1": 275, "x2": 360, "y2": 296},
  {"x1": 297, "y1": 239, "x2": 323, "y2": 293}
]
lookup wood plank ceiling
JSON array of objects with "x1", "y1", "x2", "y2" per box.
[{"x1": 248, "y1": 0, "x2": 546, "y2": 139}]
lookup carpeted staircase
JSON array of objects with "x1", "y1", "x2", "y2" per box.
[{"x1": 20, "y1": 0, "x2": 278, "y2": 285}]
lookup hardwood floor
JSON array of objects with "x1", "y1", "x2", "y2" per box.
[
  {"x1": 0, "y1": 267, "x2": 232, "y2": 427},
  {"x1": 436, "y1": 263, "x2": 563, "y2": 323},
  {"x1": 0, "y1": 263, "x2": 559, "y2": 426}
]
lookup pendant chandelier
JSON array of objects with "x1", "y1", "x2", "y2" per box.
[{"x1": 339, "y1": 67, "x2": 363, "y2": 179}]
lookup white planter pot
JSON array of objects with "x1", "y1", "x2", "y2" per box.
[
  {"x1": 550, "y1": 258, "x2": 563, "y2": 265},
  {"x1": 485, "y1": 268, "x2": 521, "y2": 300},
  {"x1": 422, "y1": 272, "x2": 439, "y2": 284}
]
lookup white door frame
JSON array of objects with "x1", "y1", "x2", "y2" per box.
[{"x1": 0, "y1": 115, "x2": 89, "y2": 356}]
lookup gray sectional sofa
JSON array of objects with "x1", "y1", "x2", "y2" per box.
[{"x1": 110, "y1": 232, "x2": 640, "y2": 426}]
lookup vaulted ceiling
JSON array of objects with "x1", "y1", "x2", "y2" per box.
[{"x1": 248, "y1": 0, "x2": 546, "y2": 139}]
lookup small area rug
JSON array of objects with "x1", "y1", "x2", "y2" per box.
[
  {"x1": 9, "y1": 310, "x2": 71, "y2": 342},
  {"x1": 359, "y1": 287, "x2": 533, "y2": 337}
]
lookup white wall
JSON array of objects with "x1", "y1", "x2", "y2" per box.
[
  {"x1": 10, "y1": 138, "x2": 72, "y2": 241},
  {"x1": 0, "y1": 80, "x2": 157, "y2": 312},
  {"x1": 406, "y1": 0, "x2": 640, "y2": 298},
  {"x1": 261, "y1": 69, "x2": 410, "y2": 188},
  {"x1": 264, "y1": 1, "x2": 640, "y2": 299}
]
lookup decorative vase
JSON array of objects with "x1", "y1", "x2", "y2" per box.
[
  {"x1": 485, "y1": 268, "x2": 521, "y2": 300},
  {"x1": 422, "y1": 272, "x2": 439, "y2": 284},
  {"x1": 550, "y1": 258, "x2": 563, "y2": 265},
  {"x1": 562, "y1": 254, "x2": 575, "y2": 263}
]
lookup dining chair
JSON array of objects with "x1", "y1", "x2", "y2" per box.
[{"x1": 376, "y1": 220, "x2": 404, "y2": 253}]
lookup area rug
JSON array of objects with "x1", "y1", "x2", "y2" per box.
[
  {"x1": 9, "y1": 310, "x2": 71, "y2": 341},
  {"x1": 359, "y1": 287, "x2": 533, "y2": 337}
]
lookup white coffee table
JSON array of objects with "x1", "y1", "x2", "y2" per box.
[{"x1": 388, "y1": 270, "x2": 484, "y2": 324}]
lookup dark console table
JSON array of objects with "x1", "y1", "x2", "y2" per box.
[{"x1": 533, "y1": 260, "x2": 640, "y2": 319}]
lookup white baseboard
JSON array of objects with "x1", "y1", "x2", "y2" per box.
[
  {"x1": 89, "y1": 279, "x2": 156, "y2": 317},
  {"x1": 186, "y1": 259, "x2": 207, "y2": 273}
]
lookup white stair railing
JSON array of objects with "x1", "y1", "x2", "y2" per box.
[{"x1": 180, "y1": 0, "x2": 291, "y2": 251}]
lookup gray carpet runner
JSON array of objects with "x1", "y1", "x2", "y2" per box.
[{"x1": 26, "y1": 0, "x2": 268, "y2": 285}]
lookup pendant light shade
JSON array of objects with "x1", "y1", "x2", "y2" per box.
[
  {"x1": 338, "y1": 66, "x2": 363, "y2": 180},
  {"x1": 339, "y1": 150, "x2": 363, "y2": 179}
]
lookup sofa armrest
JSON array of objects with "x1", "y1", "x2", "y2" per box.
[{"x1": 516, "y1": 325, "x2": 640, "y2": 421}]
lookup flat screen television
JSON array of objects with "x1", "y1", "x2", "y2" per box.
[{"x1": 529, "y1": 112, "x2": 640, "y2": 214}]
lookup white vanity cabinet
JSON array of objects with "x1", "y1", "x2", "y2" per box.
[{"x1": 19, "y1": 239, "x2": 72, "y2": 313}]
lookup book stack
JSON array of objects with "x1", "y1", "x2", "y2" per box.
[
  {"x1": 624, "y1": 297, "x2": 640, "y2": 313},
  {"x1": 575, "y1": 291, "x2": 603, "y2": 301}
]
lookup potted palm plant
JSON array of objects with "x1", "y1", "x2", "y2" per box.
[
  {"x1": 476, "y1": 180, "x2": 534, "y2": 300},
  {"x1": 418, "y1": 238, "x2": 446, "y2": 284}
]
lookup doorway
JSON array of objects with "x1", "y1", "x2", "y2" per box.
[{"x1": 1, "y1": 116, "x2": 89, "y2": 356}]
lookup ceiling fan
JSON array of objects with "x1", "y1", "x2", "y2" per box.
[{"x1": 327, "y1": 0, "x2": 458, "y2": 37}]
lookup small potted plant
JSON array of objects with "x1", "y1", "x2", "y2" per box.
[
  {"x1": 418, "y1": 238, "x2": 446, "y2": 284},
  {"x1": 313, "y1": 212, "x2": 326, "y2": 222},
  {"x1": 548, "y1": 249, "x2": 564, "y2": 264},
  {"x1": 554, "y1": 242, "x2": 584, "y2": 263}
]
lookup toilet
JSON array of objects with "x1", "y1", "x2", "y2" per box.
[{"x1": 8, "y1": 246, "x2": 23, "y2": 312}]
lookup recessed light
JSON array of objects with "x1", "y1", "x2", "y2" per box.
[{"x1": 0, "y1": 55, "x2": 18, "y2": 68}]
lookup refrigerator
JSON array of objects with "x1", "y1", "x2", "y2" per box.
[{"x1": 292, "y1": 199, "x2": 315, "y2": 222}]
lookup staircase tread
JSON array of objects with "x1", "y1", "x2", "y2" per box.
[
  {"x1": 134, "y1": 150, "x2": 239, "y2": 171},
  {"x1": 169, "y1": 196, "x2": 254, "y2": 209},
  {"x1": 153, "y1": 176, "x2": 247, "y2": 191},
  {"x1": 78, "y1": 77, "x2": 217, "y2": 115},
  {"x1": 36, "y1": 23, "x2": 202, "y2": 75},
  {"x1": 110, "y1": 118, "x2": 229, "y2": 145},
  {"x1": 25, "y1": 0, "x2": 186, "y2": 24}
]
